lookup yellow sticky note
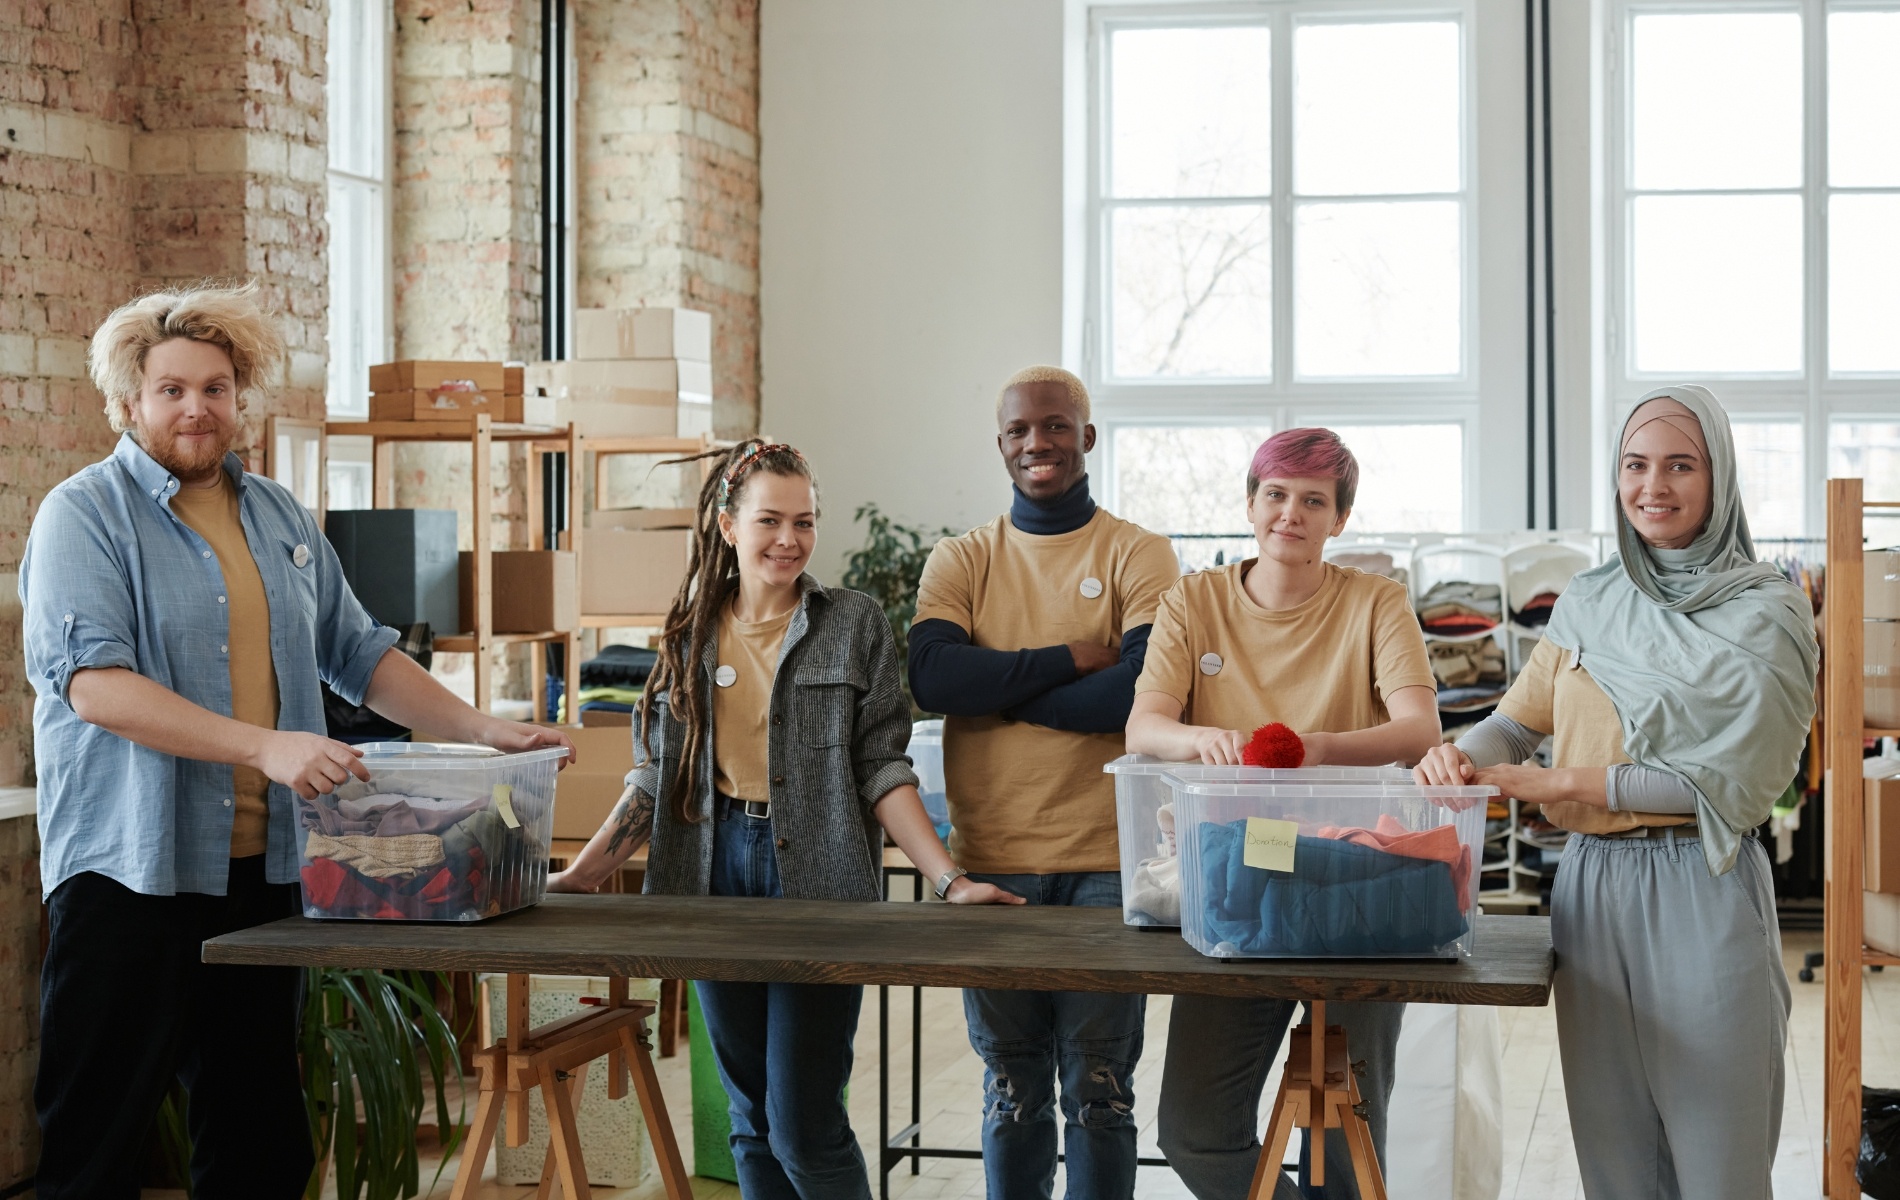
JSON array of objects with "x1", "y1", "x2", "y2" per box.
[
  {"x1": 1243, "y1": 817, "x2": 1298, "y2": 873},
  {"x1": 492, "y1": 783, "x2": 520, "y2": 829}
]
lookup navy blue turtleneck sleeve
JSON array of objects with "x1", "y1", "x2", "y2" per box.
[
  {"x1": 1001, "y1": 623, "x2": 1152, "y2": 733},
  {"x1": 907, "y1": 619, "x2": 1078, "y2": 717}
]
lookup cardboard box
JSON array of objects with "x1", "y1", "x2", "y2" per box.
[
  {"x1": 580, "y1": 708, "x2": 634, "y2": 728},
  {"x1": 550, "y1": 724, "x2": 637, "y2": 840},
  {"x1": 1871, "y1": 775, "x2": 1900, "y2": 894},
  {"x1": 457, "y1": 550, "x2": 579, "y2": 634},
  {"x1": 370, "y1": 389, "x2": 523, "y2": 423},
  {"x1": 324, "y1": 509, "x2": 459, "y2": 631},
  {"x1": 1872, "y1": 619, "x2": 1900, "y2": 728},
  {"x1": 369, "y1": 360, "x2": 507, "y2": 394},
  {"x1": 503, "y1": 364, "x2": 524, "y2": 395},
  {"x1": 1871, "y1": 890, "x2": 1900, "y2": 957},
  {"x1": 1871, "y1": 549, "x2": 1900, "y2": 620},
  {"x1": 533, "y1": 358, "x2": 713, "y2": 397},
  {"x1": 575, "y1": 308, "x2": 712, "y2": 362},
  {"x1": 582, "y1": 528, "x2": 691, "y2": 616},
  {"x1": 588, "y1": 508, "x2": 696, "y2": 531}
]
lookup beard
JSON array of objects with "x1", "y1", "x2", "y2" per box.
[{"x1": 134, "y1": 415, "x2": 237, "y2": 482}]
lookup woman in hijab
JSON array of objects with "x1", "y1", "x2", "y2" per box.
[{"x1": 1417, "y1": 385, "x2": 1817, "y2": 1199}]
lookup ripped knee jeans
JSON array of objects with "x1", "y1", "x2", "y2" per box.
[{"x1": 962, "y1": 870, "x2": 1144, "y2": 1200}]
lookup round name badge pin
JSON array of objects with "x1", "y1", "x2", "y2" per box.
[
  {"x1": 1199, "y1": 652, "x2": 1224, "y2": 676},
  {"x1": 715, "y1": 665, "x2": 738, "y2": 688},
  {"x1": 292, "y1": 543, "x2": 311, "y2": 568},
  {"x1": 1079, "y1": 576, "x2": 1104, "y2": 599}
]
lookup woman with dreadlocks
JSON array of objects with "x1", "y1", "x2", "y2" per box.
[{"x1": 551, "y1": 439, "x2": 1020, "y2": 1200}]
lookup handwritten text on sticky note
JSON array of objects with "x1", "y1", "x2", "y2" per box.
[{"x1": 1243, "y1": 817, "x2": 1298, "y2": 873}]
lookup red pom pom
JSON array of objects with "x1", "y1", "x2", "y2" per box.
[{"x1": 1243, "y1": 722, "x2": 1306, "y2": 769}]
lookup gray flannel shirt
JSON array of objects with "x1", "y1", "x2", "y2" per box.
[{"x1": 633, "y1": 576, "x2": 919, "y2": 901}]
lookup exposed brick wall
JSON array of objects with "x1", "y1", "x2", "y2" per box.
[
  {"x1": 0, "y1": 0, "x2": 334, "y2": 1173},
  {"x1": 575, "y1": 0, "x2": 759, "y2": 440}
]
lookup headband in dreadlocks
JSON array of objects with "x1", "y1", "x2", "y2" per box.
[{"x1": 717, "y1": 442, "x2": 806, "y2": 508}]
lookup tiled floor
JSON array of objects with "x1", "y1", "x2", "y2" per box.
[{"x1": 311, "y1": 927, "x2": 1893, "y2": 1200}]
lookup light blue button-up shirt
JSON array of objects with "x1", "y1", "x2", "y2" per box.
[{"x1": 19, "y1": 434, "x2": 400, "y2": 898}]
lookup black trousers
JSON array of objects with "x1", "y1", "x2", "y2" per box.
[{"x1": 35, "y1": 855, "x2": 314, "y2": 1199}]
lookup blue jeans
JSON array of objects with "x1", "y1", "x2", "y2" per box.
[
  {"x1": 694, "y1": 803, "x2": 872, "y2": 1200},
  {"x1": 962, "y1": 871, "x2": 1144, "y2": 1200}
]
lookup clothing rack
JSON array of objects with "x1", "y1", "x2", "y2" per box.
[{"x1": 1821, "y1": 478, "x2": 1900, "y2": 1196}]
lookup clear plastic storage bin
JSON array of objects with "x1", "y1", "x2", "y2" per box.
[
  {"x1": 1105, "y1": 756, "x2": 1415, "y2": 927},
  {"x1": 909, "y1": 720, "x2": 951, "y2": 837},
  {"x1": 294, "y1": 742, "x2": 568, "y2": 921},
  {"x1": 1166, "y1": 774, "x2": 1493, "y2": 958}
]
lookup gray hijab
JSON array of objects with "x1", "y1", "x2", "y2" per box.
[{"x1": 1544, "y1": 384, "x2": 1818, "y2": 875}]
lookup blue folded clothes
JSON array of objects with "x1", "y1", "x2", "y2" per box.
[{"x1": 1195, "y1": 821, "x2": 1468, "y2": 957}]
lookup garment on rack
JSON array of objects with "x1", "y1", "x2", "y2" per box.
[
  {"x1": 1436, "y1": 685, "x2": 1507, "y2": 710},
  {"x1": 1192, "y1": 820, "x2": 1468, "y2": 957},
  {"x1": 1430, "y1": 640, "x2": 1506, "y2": 689},
  {"x1": 1331, "y1": 551, "x2": 1410, "y2": 591},
  {"x1": 1416, "y1": 581, "x2": 1503, "y2": 634},
  {"x1": 580, "y1": 644, "x2": 658, "y2": 690},
  {"x1": 1512, "y1": 592, "x2": 1560, "y2": 627}
]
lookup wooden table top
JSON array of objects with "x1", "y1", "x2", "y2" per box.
[{"x1": 204, "y1": 894, "x2": 1553, "y2": 1006}]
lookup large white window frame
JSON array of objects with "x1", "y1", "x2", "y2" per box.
[
  {"x1": 1603, "y1": 0, "x2": 1900, "y2": 537},
  {"x1": 1082, "y1": 0, "x2": 1482, "y2": 531},
  {"x1": 325, "y1": 0, "x2": 393, "y2": 421}
]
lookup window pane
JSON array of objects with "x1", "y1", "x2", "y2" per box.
[
  {"x1": 326, "y1": 177, "x2": 382, "y2": 417},
  {"x1": 1110, "y1": 26, "x2": 1271, "y2": 199},
  {"x1": 1329, "y1": 424, "x2": 1464, "y2": 533},
  {"x1": 1294, "y1": 21, "x2": 1460, "y2": 196},
  {"x1": 1730, "y1": 420, "x2": 1804, "y2": 539},
  {"x1": 327, "y1": 0, "x2": 384, "y2": 178},
  {"x1": 1831, "y1": 422, "x2": 1900, "y2": 545},
  {"x1": 1294, "y1": 200, "x2": 1460, "y2": 378},
  {"x1": 1110, "y1": 204, "x2": 1273, "y2": 378},
  {"x1": 1829, "y1": 194, "x2": 1900, "y2": 374},
  {"x1": 1631, "y1": 13, "x2": 1802, "y2": 191},
  {"x1": 1829, "y1": 11, "x2": 1900, "y2": 188},
  {"x1": 1113, "y1": 425, "x2": 1273, "y2": 534},
  {"x1": 1631, "y1": 194, "x2": 1803, "y2": 373}
]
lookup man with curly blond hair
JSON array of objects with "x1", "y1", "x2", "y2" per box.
[{"x1": 19, "y1": 283, "x2": 573, "y2": 1197}]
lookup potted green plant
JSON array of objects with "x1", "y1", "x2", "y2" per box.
[
  {"x1": 840, "y1": 503, "x2": 958, "y2": 716},
  {"x1": 151, "y1": 967, "x2": 465, "y2": 1200}
]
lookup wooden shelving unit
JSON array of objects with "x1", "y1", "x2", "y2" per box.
[
  {"x1": 323, "y1": 414, "x2": 582, "y2": 716},
  {"x1": 1821, "y1": 477, "x2": 1900, "y2": 1196}
]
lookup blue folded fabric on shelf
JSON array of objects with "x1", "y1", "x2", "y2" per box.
[{"x1": 1196, "y1": 820, "x2": 1468, "y2": 957}]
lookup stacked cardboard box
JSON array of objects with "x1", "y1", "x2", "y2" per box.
[
  {"x1": 368, "y1": 360, "x2": 525, "y2": 423},
  {"x1": 582, "y1": 508, "x2": 693, "y2": 616},
  {"x1": 525, "y1": 308, "x2": 713, "y2": 438}
]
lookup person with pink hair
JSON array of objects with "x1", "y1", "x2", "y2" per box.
[{"x1": 1127, "y1": 426, "x2": 1440, "y2": 1199}]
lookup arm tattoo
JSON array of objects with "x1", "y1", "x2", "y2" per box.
[{"x1": 604, "y1": 787, "x2": 656, "y2": 856}]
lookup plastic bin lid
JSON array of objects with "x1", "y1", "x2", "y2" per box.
[
  {"x1": 1105, "y1": 755, "x2": 1413, "y2": 783},
  {"x1": 353, "y1": 742, "x2": 572, "y2": 768},
  {"x1": 1161, "y1": 772, "x2": 1496, "y2": 801}
]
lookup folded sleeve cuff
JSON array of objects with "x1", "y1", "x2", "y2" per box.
[
  {"x1": 328, "y1": 625, "x2": 402, "y2": 707},
  {"x1": 861, "y1": 759, "x2": 920, "y2": 809}
]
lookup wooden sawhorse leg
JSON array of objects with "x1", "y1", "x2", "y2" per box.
[
  {"x1": 1248, "y1": 1000, "x2": 1387, "y2": 1200},
  {"x1": 449, "y1": 975, "x2": 692, "y2": 1200}
]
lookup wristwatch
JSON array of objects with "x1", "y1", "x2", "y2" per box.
[{"x1": 935, "y1": 867, "x2": 969, "y2": 900}]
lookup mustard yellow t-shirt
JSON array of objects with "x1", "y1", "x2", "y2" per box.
[
  {"x1": 1495, "y1": 637, "x2": 1691, "y2": 834},
  {"x1": 712, "y1": 599, "x2": 793, "y2": 804},
  {"x1": 1135, "y1": 560, "x2": 1436, "y2": 736},
  {"x1": 169, "y1": 473, "x2": 279, "y2": 858},
  {"x1": 913, "y1": 508, "x2": 1181, "y2": 873}
]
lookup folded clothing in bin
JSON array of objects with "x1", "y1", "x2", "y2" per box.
[
  {"x1": 1195, "y1": 821, "x2": 1468, "y2": 957},
  {"x1": 299, "y1": 791, "x2": 531, "y2": 920}
]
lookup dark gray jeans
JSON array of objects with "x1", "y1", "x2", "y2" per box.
[{"x1": 1157, "y1": 996, "x2": 1404, "y2": 1200}]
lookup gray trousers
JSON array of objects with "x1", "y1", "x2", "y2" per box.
[
  {"x1": 1553, "y1": 831, "x2": 1789, "y2": 1200},
  {"x1": 1158, "y1": 995, "x2": 1404, "y2": 1200}
]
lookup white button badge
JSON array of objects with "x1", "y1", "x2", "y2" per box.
[
  {"x1": 1079, "y1": 576, "x2": 1104, "y2": 599},
  {"x1": 292, "y1": 543, "x2": 310, "y2": 568},
  {"x1": 1199, "y1": 652, "x2": 1224, "y2": 676},
  {"x1": 715, "y1": 665, "x2": 738, "y2": 688}
]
